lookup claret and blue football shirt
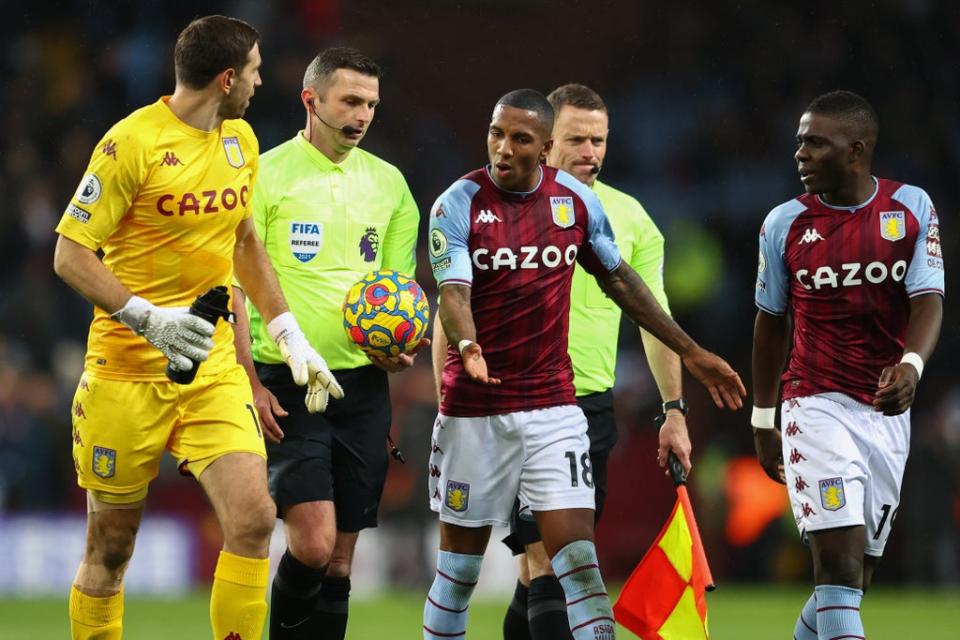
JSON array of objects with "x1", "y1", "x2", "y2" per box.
[
  {"x1": 429, "y1": 165, "x2": 622, "y2": 417},
  {"x1": 756, "y1": 177, "x2": 944, "y2": 404}
]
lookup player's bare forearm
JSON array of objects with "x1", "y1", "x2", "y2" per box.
[
  {"x1": 596, "y1": 263, "x2": 697, "y2": 357},
  {"x1": 233, "y1": 218, "x2": 288, "y2": 323},
  {"x1": 873, "y1": 293, "x2": 943, "y2": 415},
  {"x1": 600, "y1": 263, "x2": 743, "y2": 409},
  {"x1": 437, "y1": 284, "x2": 477, "y2": 347},
  {"x1": 53, "y1": 235, "x2": 133, "y2": 313},
  {"x1": 752, "y1": 310, "x2": 790, "y2": 408},
  {"x1": 903, "y1": 293, "x2": 943, "y2": 363},
  {"x1": 230, "y1": 286, "x2": 259, "y2": 382},
  {"x1": 643, "y1": 330, "x2": 691, "y2": 472},
  {"x1": 640, "y1": 329, "x2": 682, "y2": 401},
  {"x1": 431, "y1": 315, "x2": 448, "y2": 403},
  {"x1": 231, "y1": 284, "x2": 286, "y2": 442}
]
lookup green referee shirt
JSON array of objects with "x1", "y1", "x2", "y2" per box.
[
  {"x1": 247, "y1": 132, "x2": 420, "y2": 370},
  {"x1": 568, "y1": 179, "x2": 670, "y2": 396}
]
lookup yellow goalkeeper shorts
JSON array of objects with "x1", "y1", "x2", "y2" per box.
[{"x1": 70, "y1": 364, "x2": 266, "y2": 503}]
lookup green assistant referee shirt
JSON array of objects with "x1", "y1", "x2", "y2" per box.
[
  {"x1": 568, "y1": 179, "x2": 670, "y2": 396},
  {"x1": 247, "y1": 132, "x2": 420, "y2": 370}
]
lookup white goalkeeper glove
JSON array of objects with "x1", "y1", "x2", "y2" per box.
[
  {"x1": 112, "y1": 295, "x2": 215, "y2": 371},
  {"x1": 268, "y1": 312, "x2": 344, "y2": 413}
]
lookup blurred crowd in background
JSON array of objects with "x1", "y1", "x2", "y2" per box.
[{"x1": 1, "y1": 0, "x2": 958, "y2": 590}]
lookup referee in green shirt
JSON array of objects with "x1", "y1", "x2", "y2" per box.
[
  {"x1": 233, "y1": 49, "x2": 420, "y2": 640},
  {"x1": 506, "y1": 84, "x2": 691, "y2": 639}
]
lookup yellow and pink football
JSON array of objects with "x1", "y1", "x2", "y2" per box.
[{"x1": 342, "y1": 270, "x2": 430, "y2": 358}]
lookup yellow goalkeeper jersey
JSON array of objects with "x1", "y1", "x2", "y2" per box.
[{"x1": 55, "y1": 96, "x2": 259, "y2": 380}]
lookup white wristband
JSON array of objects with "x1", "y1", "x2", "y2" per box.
[
  {"x1": 751, "y1": 406, "x2": 776, "y2": 430},
  {"x1": 267, "y1": 311, "x2": 300, "y2": 343},
  {"x1": 457, "y1": 339, "x2": 475, "y2": 356},
  {"x1": 111, "y1": 295, "x2": 153, "y2": 334},
  {"x1": 900, "y1": 352, "x2": 924, "y2": 379}
]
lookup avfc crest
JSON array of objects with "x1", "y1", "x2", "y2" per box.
[
  {"x1": 819, "y1": 477, "x2": 846, "y2": 511},
  {"x1": 879, "y1": 211, "x2": 905, "y2": 242},
  {"x1": 550, "y1": 196, "x2": 575, "y2": 229},
  {"x1": 92, "y1": 446, "x2": 116, "y2": 479},
  {"x1": 445, "y1": 480, "x2": 470, "y2": 513},
  {"x1": 222, "y1": 136, "x2": 245, "y2": 168}
]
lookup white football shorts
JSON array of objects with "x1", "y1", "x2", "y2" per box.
[
  {"x1": 781, "y1": 393, "x2": 910, "y2": 556},
  {"x1": 428, "y1": 404, "x2": 595, "y2": 527}
]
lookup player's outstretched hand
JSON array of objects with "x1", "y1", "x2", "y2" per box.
[
  {"x1": 753, "y1": 427, "x2": 785, "y2": 484},
  {"x1": 682, "y1": 346, "x2": 746, "y2": 410},
  {"x1": 251, "y1": 379, "x2": 287, "y2": 444},
  {"x1": 368, "y1": 338, "x2": 431, "y2": 373},
  {"x1": 113, "y1": 295, "x2": 215, "y2": 371},
  {"x1": 873, "y1": 363, "x2": 919, "y2": 416},
  {"x1": 462, "y1": 342, "x2": 501, "y2": 385},
  {"x1": 658, "y1": 413, "x2": 692, "y2": 476}
]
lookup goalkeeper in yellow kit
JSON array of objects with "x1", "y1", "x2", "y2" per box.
[{"x1": 53, "y1": 15, "x2": 341, "y2": 640}]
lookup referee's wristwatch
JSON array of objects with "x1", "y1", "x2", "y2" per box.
[
  {"x1": 654, "y1": 398, "x2": 688, "y2": 427},
  {"x1": 663, "y1": 398, "x2": 689, "y2": 416}
]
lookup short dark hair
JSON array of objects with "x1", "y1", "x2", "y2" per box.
[
  {"x1": 805, "y1": 90, "x2": 879, "y2": 140},
  {"x1": 303, "y1": 47, "x2": 381, "y2": 95},
  {"x1": 496, "y1": 88, "x2": 554, "y2": 133},
  {"x1": 174, "y1": 15, "x2": 260, "y2": 90},
  {"x1": 547, "y1": 84, "x2": 607, "y2": 113}
]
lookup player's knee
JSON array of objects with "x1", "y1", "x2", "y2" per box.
[
  {"x1": 226, "y1": 498, "x2": 276, "y2": 548},
  {"x1": 816, "y1": 550, "x2": 864, "y2": 588},
  {"x1": 91, "y1": 526, "x2": 137, "y2": 573},
  {"x1": 290, "y1": 537, "x2": 334, "y2": 570}
]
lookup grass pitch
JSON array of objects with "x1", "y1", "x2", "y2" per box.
[{"x1": 1, "y1": 585, "x2": 956, "y2": 639}]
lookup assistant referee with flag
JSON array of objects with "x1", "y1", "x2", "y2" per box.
[{"x1": 233, "y1": 48, "x2": 421, "y2": 640}]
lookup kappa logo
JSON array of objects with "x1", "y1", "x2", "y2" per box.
[
  {"x1": 160, "y1": 151, "x2": 184, "y2": 167},
  {"x1": 101, "y1": 139, "x2": 117, "y2": 161},
  {"x1": 475, "y1": 209, "x2": 502, "y2": 224},
  {"x1": 798, "y1": 228, "x2": 825, "y2": 244}
]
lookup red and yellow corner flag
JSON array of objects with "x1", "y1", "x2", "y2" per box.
[{"x1": 614, "y1": 454, "x2": 714, "y2": 639}]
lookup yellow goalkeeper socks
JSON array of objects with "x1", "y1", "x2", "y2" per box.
[
  {"x1": 210, "y1": 550, "x2": 270, "y2": 640},
  {"x1": 69, "y1": 585, "x2": 123, "y2": 640}
]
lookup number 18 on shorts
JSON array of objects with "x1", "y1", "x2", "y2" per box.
[{"x1": 428, "y1": 405, "x2": 596, "y2": 527}]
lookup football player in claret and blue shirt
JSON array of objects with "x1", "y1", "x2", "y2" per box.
[
  {"x1": 423, "y1": 88, "x2": 746, "y2": 640},
  {"x1": 752, "y1": 91, "x2": 944, "y2": 640}
]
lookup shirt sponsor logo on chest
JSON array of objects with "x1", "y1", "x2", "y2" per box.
[
  {"x1": 472, "y1": 244, "x2": 578, "y2": 271},
  {"x1": 289, "y1": 222, "x2": 322, "y2": 263},
  {"x1": 795, "y1": 260, "x2": 907, "y2": 290}
]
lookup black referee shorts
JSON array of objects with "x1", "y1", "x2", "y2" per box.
[
  {"x1": 256, "y1": 362, "x2": 391, "y2": 533},
  {"x1": 502, "y1": 389, "x2": 616, "y2": 555}
]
